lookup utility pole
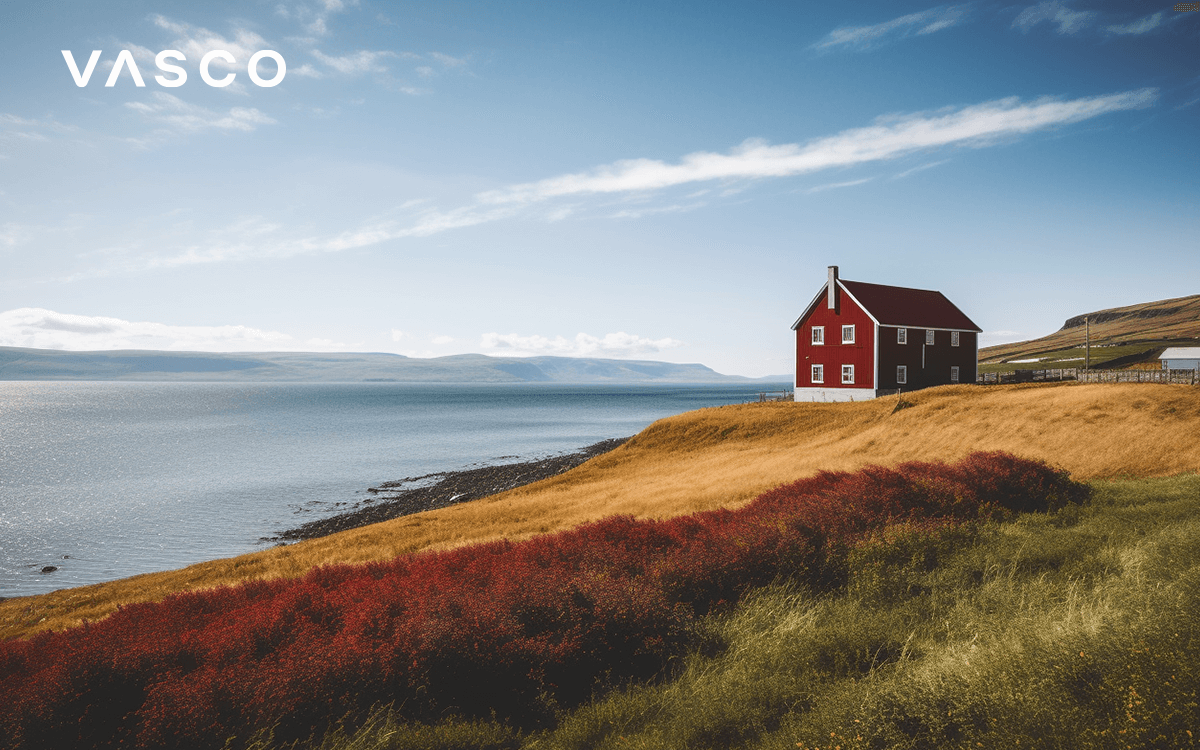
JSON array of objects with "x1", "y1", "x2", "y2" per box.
[{"x1": 1084, "y1": 315, "x2": 1090, "y2": 374}]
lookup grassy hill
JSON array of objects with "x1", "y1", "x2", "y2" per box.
[
  {"x1": 979, "y1": 293, "x2": 1200, "y2": 372},
  {"x1": 4, "y1": 381, "x2": 1199, "y2": 642}
]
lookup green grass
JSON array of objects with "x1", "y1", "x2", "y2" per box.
[
  {"x1": 262, "y1": 474, "x2": 1200, "y2": 750},
  {"x1": 977, "y1": 342, "x2": 1176, "y2": 372}
]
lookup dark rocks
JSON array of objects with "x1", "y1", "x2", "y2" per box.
[
  {"x1": 40, "y1": 566, "x2": 58, "y2": 574},
  {"x1": 271, "y1": 437, "x2": 629, "y2": 542}
]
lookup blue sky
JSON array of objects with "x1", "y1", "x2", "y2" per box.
[{"x1": 1, "y1": 1, "x2": 1196, "y2": 376}]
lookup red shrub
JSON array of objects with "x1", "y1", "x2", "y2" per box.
[{"x1": 0, "y1": 452, "x2": 1087, "y2": 749}]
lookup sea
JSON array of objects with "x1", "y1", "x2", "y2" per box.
[{"x1": 0, "y1": 381, "x2": 788, "y2": 598}]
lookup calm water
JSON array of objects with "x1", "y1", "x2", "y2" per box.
[{"x1": 0, "y1": 381, "x2": 784, "y2": 598}]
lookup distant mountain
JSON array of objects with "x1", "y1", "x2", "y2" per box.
[
  {"x1": 0, "y1": 347, "x2": 783, "y2": 384},
  {"x1": 980, "y1": 293, "x2": 1200, "y2": 369}
]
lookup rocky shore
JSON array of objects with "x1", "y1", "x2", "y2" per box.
[{"x1": 269, "y1": 437, "x2": 629, "y2": 542}]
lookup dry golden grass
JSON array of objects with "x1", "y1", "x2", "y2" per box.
[{"x1": 4, "y1": 382, "x2": 1199, "y2": 641}]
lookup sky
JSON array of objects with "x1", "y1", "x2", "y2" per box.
[{"x1": 0, "y1": 1, "x2": 1196, "y2": 377}]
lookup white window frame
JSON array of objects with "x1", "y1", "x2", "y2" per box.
[
  {"x1": 811, "y1": 326, "x2": 824, "y2": 345},
  {"x1": 841, "y1": 364, "x2": 855, "y2": 384},
  {"x1": 897, "y1": 365, "x2": 907, "y2": 385},
  {"x1": 951, "y1": 331, "x2": 960, "y2": 347},
  {"x1": 811, "y1": 364, "x2": 824, "y2": 383},
  {"x1": 842, "y1": 325, "x2": 855, "y2": 344},
  {"x1": 951, "y1": 366, "x2": 960, "y2": 383},
  {"x1": 925, "y1": 329, "x2": 935, "y2": 345},
  {"x1": 897, "y1": 328, "x2": 907, "y2": 345}
]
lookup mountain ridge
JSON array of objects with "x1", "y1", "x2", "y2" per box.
[{"x1": 0, "y1": 346, "x2": 787, "y2": 384}]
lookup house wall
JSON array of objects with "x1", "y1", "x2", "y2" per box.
[
  {"x1": 1162, "y1": 359, "x2": 1200, "y2": 370},
  {"x1": 877, "y1": 327, "x2": 977, "y2": 389},
  {"x1": 795, "y1": 288, "x2": 876, "y2": 390}
]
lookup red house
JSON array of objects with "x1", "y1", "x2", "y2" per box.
[{"x1": 792, "y1": 267, "x2": 981, "y2": 402}]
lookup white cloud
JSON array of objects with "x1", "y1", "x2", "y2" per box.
[
  {"x1": 1107, "y1": 12, "x2": 1164, "y2": 35},
  {"x1": 478, "y1": 89, "x2": 1157, "y2": 205},
  {"x1": 813, "y1": 6, "x2": 969, "y2": 51},
  {"x1": 431, "y1": 335, "x2": 455, "y2": 345},
  {"x1": 891, "y1": 159, "x2": 950, "y2": 179},
  {"x1": 980, "y1": 329, "x2": 1024, "y2": 345},
  {"x1": 1012, "y1": 2, "x2": 1095, "y2": 34},
  {"x1": 390, "y1": 329, "x2": 407, "y2": 341},
  {"x1": 806, "y1": 177, "x2": 874, "y2": 194},
  {"x1": 125, "y1": 92, "x2": 276, "y2": 135},
  {"x1": 277, "y1": 0, "x2": 356, "y2": 36},
  {"x1": 69, "y1": 88, "x2": 1158, "y2": 275},
  {"x1": 428, "y1": 52, "x2": 468, "y2": 68},
  {"x1": 480, "y1": 332, "x2": 684, "y2": 358},
  {"x1": 0, "y1": 308, "x2": 347, "y2": 352},
  {"x1": 0, "y1": 222, "x2": 32, "y2": 248},
  {"x1": 0, "y1": 113, "x2": 76, "y2": 142},
  {"x1": 150, "y1": 15, "x2": 270, "y2": 72},
  {"x1": 311, "y1": 49, "x2": 398, "y2": 74}
]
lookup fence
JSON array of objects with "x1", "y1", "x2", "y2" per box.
[
  {"x1": 976, "y1": 368, "x2": 1079, "y2": 385},
  {"x1": 1079, "y1": 368, "x2": 1200, "y2": 385},
  {"x1": 978, "y1": 367, "x2": 1199, "y2": 386},
  {"x1": 748, "y1": 390, "x2": 794, "y2": 402}
]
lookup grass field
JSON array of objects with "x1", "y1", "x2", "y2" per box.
[
  {"x1": 975, "y1": 341, "x2": 1192, "y2": 373},
  {"x1": 236, "y1": 472, "x2": 1200, "y2": 750},
  {"x1": 4, "y1": 382, "x2": 1200, "y2": 642}
]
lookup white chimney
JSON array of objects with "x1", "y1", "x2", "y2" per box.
[{"x1": 827, "y1": 266, "x2": 838, "y2": 310}]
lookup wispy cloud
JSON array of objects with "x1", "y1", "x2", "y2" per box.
[
  {"x1": 0, "y1": 308, "x2": 348, "y2": 352},
  {"x1": 124, "y1": 92, "x2": 276, "y2": 137},
  {"x1": 477, "y1": 89, "x2": 1157, "y2": 205},
  {"x1": 276, "y1": 0, "x2": 358, "y2": 36},
  {"x1": 66, "y1": 88, "x2": 1157, "y2": 274},
  {"x1": 310, "y1": 49, "x2": 402, "y2": 74},
  {"x1": 0, "y1": 113, "x2": 77, "y2": 143},
  {"x1": 892, "y1": 159, "x2": 950, "y2": 179},
  {"x1": 0, "y1": 222, "x2": 33, "y2": 248},
  {"x1": 812, "y1": 5, "x2": 969, "y2": 51},
  {"x1": 480, "y1": 332, "x2": 684, "y2": 358},
  {"x1": 1012, "y1": 2, "x2": 1095, "y2": 34},
  {"x1": 1107, "y1": 12, "x2": 1165, "y2": 35},
  {"x1": 806, "y1": 177, "x2": 874, "y2": 194},
  {"x1": 150, "y1": 15, "x2": 271, "y2": 72}
]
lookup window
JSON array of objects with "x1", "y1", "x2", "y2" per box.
[
  {"x1": 897, "y1": 365, "x2": 907, "y2": 385},
  {"x1": 811, "y1": 326, "x2": 824, "y2": 345},
  {"x1": 842, "y1": 364, "x2": 855, "y2": 384},
  {"x1": 842, "y1": 325, "x2": 855, "y2": 344},
  {"x1": 897, "y1": 328, "x2": 907, "y2": 345},
  {"x1": 951, "y1": 366, "x2": 960, "y2": 383},
  {"x1": 925, "y1": 329, "x2": 935, "y2": 345},
  {"x1": 811, "y1": 364, "x2": 824, "y2": 383},
  {"x1": 951, "y1": 331, "x2": 960, "y2": 347}
]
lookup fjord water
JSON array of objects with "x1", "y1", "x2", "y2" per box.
[{"x1": 0, "y1": 381, "x2": 784, "y2": 598}]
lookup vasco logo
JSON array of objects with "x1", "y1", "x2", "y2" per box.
[{"x1": 62, "y1": 49, "x2": 286, "y2": 88}]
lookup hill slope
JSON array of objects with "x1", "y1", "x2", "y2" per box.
[
  {"x1": 980, "y1": 293, "x2": 1200, "y2": 368},
  {"x1": 0, "y1": 347, "x2": 758, "y2": 383},
  {"x1": 3, "y1": 381, "x2": 1198, "y2": 641}
]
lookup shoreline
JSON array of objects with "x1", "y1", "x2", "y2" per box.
[{"x1": 266, "y1": 437, "x2": 630, "y2": 542}]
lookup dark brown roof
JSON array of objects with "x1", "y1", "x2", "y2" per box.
[{"x1": 840, "y1": 279, "x2": 981, "y2": 331}]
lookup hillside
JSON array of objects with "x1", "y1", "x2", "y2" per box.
[
  {"x1": 980, "y1": 293, "x2": 1200, "y2": 369},
  {"x1": 0, "y1": 347, "x2": 765, "y2": 383},
  {"x1": 4, "y1": 381, "x2": 1199, "y2": 641}
]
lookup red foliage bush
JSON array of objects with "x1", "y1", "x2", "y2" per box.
[{"x1": 0, "y1": 452, "x2": 1086, "y2": 749}]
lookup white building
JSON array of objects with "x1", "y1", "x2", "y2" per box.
[{"x1": 1159, "y1": 347, "x2": 1200, "y2": 370}]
